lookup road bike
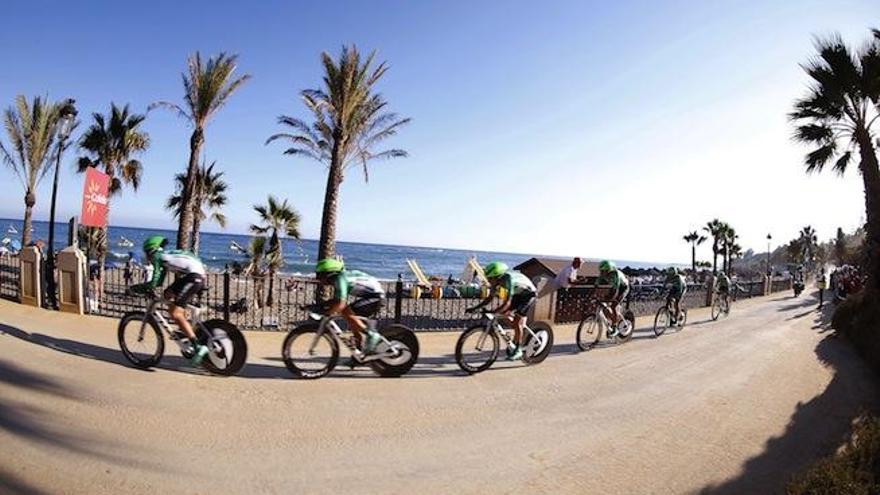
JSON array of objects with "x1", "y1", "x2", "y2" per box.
[
  {"x1": 282, "y1": 304, "x2": 419, "y2": 379},
  {"x1": 455, "y1": 311, "x2": 554, "y2": 374},
  {"x1": 118, "y1": 292, "x2": 248, "y2": 375},
  {"x1": 711, "y1": 291, "x2": 731, "y2": 320},
  {"x1": 653, "y1": 290, "x2": 688, "y2": 336},
  {"x1": 576, "y1": 297, "x2": 636, "y2": 351}
]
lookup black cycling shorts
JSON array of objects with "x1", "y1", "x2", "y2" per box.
[
  {"x1": 669, "y1": 286, "x2": 686, "y2": 302},
  {"x1": 510, "y1": 291, "x2": 536, "y2": 317},
  {"x1": 350, "y1": 294, "x2": 385, "y2": 318},
  {"x1": 166, "y1": 273, "x2": 205, "y2": 307},
  {"x1": 613, "y1": 285, "x2": 630, "y2": 304}
]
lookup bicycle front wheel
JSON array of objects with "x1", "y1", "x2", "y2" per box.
[
  {"x1": 455, "y1": 325, "x2": 499, "y2": 374},
  {"x1": 282, "y1": 323, "x2": 339, "y2": 379},
  {"x1": 653, "y1": 307, "x2": 670, "y2": 337},
  {"x1": 118, "y1": 311, "x2": 164, "y2": 369},
  {"x1": 576, "y1": 315, "x2": 602, "y2": 351}
]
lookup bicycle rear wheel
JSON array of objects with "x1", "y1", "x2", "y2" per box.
[
  {"x1": 711, "y1": 300, "x2": 722, "y2": 321},
  {"x1": 616, "y1": 310, "x2": 635, "y2": 343},
  {"x1": 368, "y1": 324, "x2": 419, "y2": 377},
  {"x1": 521, "y1": 321, "x2": 553, "y2": 365},
  {"x1": 200, "y1": 319, "x2": 248, "y2": 376},
  {"x1": 118, "y1": 311, "x2": 164, "y2": 369},
  {"x1": 653, "y1": 307, "x2": 670, "y2": 337},
  {"x1": 455, "y1": 325, "x2": 499, "y2": 374},
  {"x1": 576, "y1": 315, "x2": 602, "y2": 351}
]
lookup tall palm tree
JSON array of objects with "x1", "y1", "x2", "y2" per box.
[
  {"x1": 790, "y1": 30, "x2": 880, "y2": 295},
  {"x1": 722, "y1": 225, "x2": 737, "y2": 274},
  {"x1": 151, "y1": 52, "x2": 250, "y2": 251},
  {"x1": 77, "y1": 103, "x2": 149, "y2": 273},
  {"x1": 683, "y1": 231, "x2": 707, "y2": 273},
  {"x1": 728, "y1": 243, "x2": 743, "y2": 275},
  {"x1": 266, "y1": 45, "x2": 410, "y2": 261},
  {"x1": 166, "y1": 161, "x2": 228, "y2": 254},
  {"x1": 798, "y1": 225, "x2": 818, "y2": 265},
  {"x1": 250, "y1": 195, "x2": 301, "y2": 306},
  {"x1": 703, "y1": 219, "x2": 725, "y2": 274},
  {"x1": 835, "y1": 227, "x2": 848, "y2": 264},
  {"x1": 0, "y1": 95, "x2": 61, "y2": 246}
]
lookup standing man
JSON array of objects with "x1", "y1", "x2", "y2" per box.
[
  {"x1": 817, "y1": 266, "x2": 828, "y2": 309},
  {"x1": 538, "y1": 257, "x2": 582, "y2": 298}
]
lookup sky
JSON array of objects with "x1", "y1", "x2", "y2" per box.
[{"x1": 0, "y1": 0, "x2": 876, "y2": 263}]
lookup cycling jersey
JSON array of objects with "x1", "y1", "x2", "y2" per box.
[
  {"x1": 331, "y1": 270, "x2": 385, "y2": 301},
  {"x1": 716, "y1": 274, "x2": 731, "y2": 290},
  {"x1": 496, "y1": 271, "x2": 536, "y2": 298},
  {"x1": 147, "y1": 249, "x2": 206, "y2": 290},
  {"x1": 601, "y1": 269, "x2": 629, "y2": 291}
]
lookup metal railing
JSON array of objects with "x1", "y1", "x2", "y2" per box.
[{"x1": 0, "y1": 254, "x2": 19, "y2": 302}]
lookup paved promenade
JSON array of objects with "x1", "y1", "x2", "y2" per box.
[{"x1": 0, "y1": 292, "x2": 876, "y2": 494}]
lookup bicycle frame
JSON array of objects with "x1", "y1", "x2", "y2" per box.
[
  {"x1": 305, "y1": 312, "x2": 400, "y2": 362},
  {"x1": 473, "y1": 312, "x2": 542, "y2": 350},
  {"x1": 139, "y1": 298, "x2": 212, "y2": 350}
]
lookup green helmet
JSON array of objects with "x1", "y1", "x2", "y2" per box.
[
  {"x1": 315, "y1": 258, "x2": 344, "y2": 274},
  {"x1": 667, "y1": 267, "x2": 677, "y2": 275},
  {"x1": 142, "y1": 235, "x2": 166, "y2": 255},
  {"x1": 599, "y1": 260, "x2": 616, "y2": 273},
  {"x1": 483, "y1": 261, "x2": 508, "y2": 279}
]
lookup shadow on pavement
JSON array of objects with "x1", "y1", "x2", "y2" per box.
[{"x1": 696, "y1": 305, "x2": 879, "y2": 494}]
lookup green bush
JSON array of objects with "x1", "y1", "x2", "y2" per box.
[
  {"x1": 833, "y1": 292, "x2": 880, "y2": 373},
  {"x1": 787, "y1": 415, "x2": 880, "y2": 494}
]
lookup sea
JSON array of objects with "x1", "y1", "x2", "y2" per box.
[{"x1": 2, "y1": 218, "x2": 676, "y2": 280}]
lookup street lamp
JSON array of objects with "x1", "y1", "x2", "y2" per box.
[
  {"x1": 46, "y1": 98, "x2": 77, "y2": 309},
  {"x1": 766, "y1": 233, "x2": 772, "y2": 277}
]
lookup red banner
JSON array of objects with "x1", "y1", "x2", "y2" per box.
[{"x1": 80, "y1": 167, "x2": 110, "y2": 227}]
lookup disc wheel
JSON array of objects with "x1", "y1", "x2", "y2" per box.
[
  {"x1": 576, "y1": 314, "x2": 602, "y2": 351},
  {"x1": 118, "y1": 311, "x2": 164, "y2": 369},
  {"x1": 368, "y1": 324, "x2": 420, "y2": 377},
  {"x1": 616, "y1": 310, "x2": 636, "y2": 343},
  {"x1": 455, "y1": 324, "x2": 499, "y2": 374},
  {"x1": 200, "y1": 319, "x2": 248, "y2": 376},
  {"x1": 653, "y1": 307, "x2": 670, "y2": 337},
  {"x1": 282, "y1": 322, "x2": 339, "y2": 379},
  {"x1": 521, "y1": 321, "x2": 554, "y2": 365}
]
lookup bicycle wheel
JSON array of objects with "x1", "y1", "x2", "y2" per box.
[
  {"x1": 711, "y1": 300, "x2": 722, "y2": 321},
  {"x1": 368, "y1": 324, "x2": 420, "y2": 377},
  {"x1": 653, "y1": 307, "x2": 670, "y2": 337},
  {"x1": 455, "y1": 324, "x2": 499, "y2": 374},
  {"x1": 617, "y1": 310, "x2": 636, "y2": 343},
  {"x1": 679, "y1": 308, "x2": 688, "y2": 328},
  {"x1": 282, "y1": 323, "x2": 339, "y2": 379},
  {"x1": 200, "y1": 319, "x2": 248, "y2": 376},
  {"x1": 521, "y1": 321, "x2": 554, "y2": 365},
  {"x1": 576, "y1": 315, "x2": 602, "y2": 351},
  {"x1": 118, "y1": 311, "x2": 164, "y2": 369}
]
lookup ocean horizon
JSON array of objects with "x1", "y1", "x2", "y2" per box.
[{"x1": 2, "y1": 218, "x2": 684, "y2": 280}]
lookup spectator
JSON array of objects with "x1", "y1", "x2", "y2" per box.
[
  {"x1": 816, "y1": 266, "x2": 828, "y2": 309},
  {"x1": 88, "y1": 261, "x2": 102, "y2": 310},
  {"x1": 538, "y1": 257, "x2": 582, "y2": 298},
  {"x1": 123, "y1": 255, "x2": 135, "y2": 286}
]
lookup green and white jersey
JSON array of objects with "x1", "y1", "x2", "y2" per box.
[
  {"x1": 716, "y1": 273, "x2": 731, "y2": 289},
  {"x1": 332, "y1": 270, "x2": 385, "y2": 300},
  {"x1": 666, "y1": 273, "x2": 686, "y2": 290},
  {"x1": 147, "y1": 249, "x2": 206, "y2": 289},
  {"x1": 496, "y1": 270, "x2": 536, "y2": 297},
  {"x1": 601, "y1": 269, "x2": 629, "y2": 291}
]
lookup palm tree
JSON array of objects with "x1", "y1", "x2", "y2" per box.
[
  {"x1": 77, "y1": 103, "x2": 149, "y2": 274},
  {"x1": 835, "y1": 227, "x2": 848, "y2": 263},
  {"x1": 683, "y1": 231, "x2": 707, "y2": 273},
  {"x1": 728, "y1": 243, "x2": 743, "y2": 275},
  {"x1": 0, "y1": 95, "x2": 62, "y2": 246},
  {"x1": 167, "y1": 161, "x2": 228, "y2": 254},
  {"x1": 790, "y1": 30, "x2": 880, "y2": 295},
  {"x1": 703, "y1": 219, "x2": 725, "y2": 274},
  {"x1": 243, "y1": 235, "x2": 268, "y2": 308},
  {"x1": 798, "y1": 225, "x2": 818, "y2": 266},
  {"x1": 722, "y1": 225, "x2": 737, "y2": 274},
  {"x1": 266, "y1": 45, "x2": 410, "y2": 261},
  {"x1": 250, "y1": 196, "x2": 301, "y2": 306},
  {"x1": 151, "y1": 52, "x2": 250, "y2": 251}
]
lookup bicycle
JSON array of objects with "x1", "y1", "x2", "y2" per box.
[
  {"x1": 118, "y1": 291, "x2": 248, "y2": 375},
  {"x1": 653, "y1": 290, "x2": 688, "y2": 337},
  {"x1": 711, "y1": 290, "x2": 731, "y2": 320},
  {"x1": 576, "y1": 297, "x2": 636, "y2": 351},
  {"x1": 282, "y1": 303, "x2": 420, "y2": 379},
  {"x1": 455, "y1": 311, "x2": 554, "y2": 374}
]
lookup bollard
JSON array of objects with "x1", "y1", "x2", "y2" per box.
[
  {"x1": 223, "y1": 268, "x2": 231, "y2": 322},
  {"x1": 394, "y1": 274, "x2": 403, "y2": 324},
  {"x1": 19, "y1": 246, "x2": 43, "y2": 307},
  {"x1": 56, "y1": 246, "x2": 86, "y2": 314}
]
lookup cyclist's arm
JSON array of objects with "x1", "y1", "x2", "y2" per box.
[
  {"x1": 146, "y1": 254, "x2": 165, "y2": 290},
  {"x1": 325, "y1": 275, "x2": 347, "y2": 315}
]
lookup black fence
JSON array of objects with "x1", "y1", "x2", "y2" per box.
[{"x1": 0, "y1": 254, "x2": 19, "y2": 301}]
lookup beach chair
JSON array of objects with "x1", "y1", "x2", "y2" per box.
[{"x1": 406, "y1": 259, "x2": 443, "y2": 299}]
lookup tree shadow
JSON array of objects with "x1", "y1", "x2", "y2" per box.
[{"x1": 696, "y1": 307, "x2": 879, "y2": 494}]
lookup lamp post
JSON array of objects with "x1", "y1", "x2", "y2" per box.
[
  {"x1": 766, "y1": 233, "x2": 772, "y2": 277},
  {"x1": 46, "y1": 99, "x2": 78, "y2": 310}
]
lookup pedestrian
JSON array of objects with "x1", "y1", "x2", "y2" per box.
[
  {"x1": 816, "y1": 266, "x2": 828, "y2": 309},
  {"x1": 538, "y1": 257, "x2": 582, "y2": 298},
  {"x1": 123, "y1": 255, "x2": 134, "y2": 287}
]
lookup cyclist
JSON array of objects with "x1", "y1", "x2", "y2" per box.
[
  {"x1": 130, "y1": 236, "x2": 209, "y2": 365},
  {"x1": 467, "y1": 262, "x2": 537, "y2": 361},
  {"x1": 715, "y1": 271, "x2": 731, "y2": 305},
  {"x1": 314, "y1": 258, "x2": 385, "y2": 360},
  {"x1": 597, "y1": 260, "x2": 630, "y2": 337},
  {"x1": 664, "y1": 267, "x2": 687, "y2": 324}
]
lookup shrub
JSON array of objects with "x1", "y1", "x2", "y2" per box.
[
  {"x1": 833, "y1": 292, "x2": 880, "y2": 373},
  {"x1": 787, "y1": 415, "x2": 880, "y2": 494}
]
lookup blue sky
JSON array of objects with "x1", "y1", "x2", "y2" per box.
[{"x1": 0, "y1": 0, "x2": 876, "y2": 262}]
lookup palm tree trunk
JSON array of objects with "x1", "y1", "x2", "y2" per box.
[
  {"x1": 191, "y1": 210, "x2": 201, "y2": 255},
  {"x1": 177, "y1": 127, "x2": 204, "y2": 250},
  {"x1": 318, "y1": 146, "x2": 344, "y2": 261},
  {"x1": 691, "y1": 244, "x2": 696, "y2": 273},
  {"x1": 856, "y1": 128, "x2": 880, "y2": 296},
  {"x1": 267, "y1": 269, "x2": 275, "y2": 307},
  {"x1": 22, "y1": 190, "x2": 35, "y2": 246},
  {"x1": 712, "y1": 245, "x2": 718, "y2": 274}
]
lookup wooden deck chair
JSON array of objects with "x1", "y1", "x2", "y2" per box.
[
  {"x1": 406, "y1": 259, "x2": 432, "y2": 288},
  {"x1": 467, "y1": 256, "x2": 489, "y2": 286}
]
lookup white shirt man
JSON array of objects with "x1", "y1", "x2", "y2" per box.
[{"x1": 538, "y1": 257, "x2": 582, "y2": 298}]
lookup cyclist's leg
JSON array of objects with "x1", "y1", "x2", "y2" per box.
[
  {"x1": 164, "y1": 273, "x2": 203, "y2": 340},
  {"x1": 510, "y1": 291, "x2": 536, "y2": 346},
  {"x1": 347, "y1": 295, "x2": 384, "y2": 352}
]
